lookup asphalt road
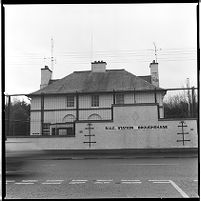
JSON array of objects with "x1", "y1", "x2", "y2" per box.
[{"x1": 5, "y1": 157, "x2": 199, "y2": 198}]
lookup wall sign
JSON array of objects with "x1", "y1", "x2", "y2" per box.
[{"x1": 105, "y1": 125, "x2": 168, "y2": 130}]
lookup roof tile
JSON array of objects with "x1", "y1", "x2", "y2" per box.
[{"x1": 30, "y1": 69, "x2": 164, "y2": 95}]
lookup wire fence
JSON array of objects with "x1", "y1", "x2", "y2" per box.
[
  {"x1": 163, "y1": 87, "x2": 198, "y2": 118},
  {"x1": 4, "y1": 87, "x2": 198, "y2": 137}
]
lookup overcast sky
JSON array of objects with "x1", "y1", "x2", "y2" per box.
[{"x1": 4, "y1": 3, "x2": 198, "y2": 95}]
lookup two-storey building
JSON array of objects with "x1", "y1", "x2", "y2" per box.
[{"x1": 29, "y1": 60, "x2": 166, "y2": 137}]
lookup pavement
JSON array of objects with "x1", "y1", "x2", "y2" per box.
[{"x1": 37, "y1": 148, "x2": 198, "y2": 160}]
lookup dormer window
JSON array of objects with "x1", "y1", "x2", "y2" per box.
[{"x1": 91, "y1": 95, "x2": 99, "y2": 107}]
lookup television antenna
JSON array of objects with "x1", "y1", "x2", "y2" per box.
[
  {"x1": 51, "y1": 37, "x2": 55, "y2": 72},
  {"x1": 153, "y1": 42, "x2": 162, "y2": 62},
  {"x1": 91, "y1": 32, "x2": 94, "y2": 62},
  {"x1": 43, "y1": 38, "x2": 56, "y2": 78}
]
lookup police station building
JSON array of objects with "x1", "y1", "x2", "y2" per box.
[{"x1": 28, "y1": 61, "x2": 198, "y2": 150}]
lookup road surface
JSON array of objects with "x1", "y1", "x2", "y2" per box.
[{"x1": 5, "y1": 157, "x2": 198, "y2": 198}]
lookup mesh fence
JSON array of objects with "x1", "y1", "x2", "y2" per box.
[
  {"x1": 4, "y1": 87, "x2": 198, "y2": 137},
  {"x1": 5, "y1": 95, "x2": 31, "y2": 136},
  {"x1": 163, "y1": 87, "x2": 198, "y2": 118}
]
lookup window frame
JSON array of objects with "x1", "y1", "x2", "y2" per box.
[
  {"x1": 66, "y1": 95, "x2": 75, "y2": 107},
  {"x1": 51, "y1": 123, "x2": 75, "y2": 137},
  {"x1": 91, "y1": 95, "x2": 99, "y2": 107},
  {"x1": 116, "y1": 93, "x2": 124, "y2": 104}
]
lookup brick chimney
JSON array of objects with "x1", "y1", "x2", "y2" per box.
[
  {"x1": 149, "y1": 60, "x2": 159, "y2": 87},
  {"x1": 40, "y1": 66, "x2": 52, "y2": 89},
  {"x1": 91, "y1": 61, "x2": 107, "y2": 72}
]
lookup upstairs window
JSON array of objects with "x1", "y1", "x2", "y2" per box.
[
  {"x1": 116, "y1": 93, "x2": 124, "y2": 104},
  {"x1": 67, "y1": 95, "x2": 74, "y2": 107},
  {"x1": 91, "y1": 95, "x2": 99, "y2": 107}
]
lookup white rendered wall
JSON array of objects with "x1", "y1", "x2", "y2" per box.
[
  {"x1": 27, "y1": 104, "x2": 197, "y2": 149},
  {"x1": 30, "y1": 92, "x2": 165, "y2": 135}
]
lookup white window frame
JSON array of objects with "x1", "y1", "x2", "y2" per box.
[
  {"x1": 91, "y1": 95, "x2": 99, "y2": 107},
  {"x1": 67, "y1": 95, "x2": 74, "y2": 107}
]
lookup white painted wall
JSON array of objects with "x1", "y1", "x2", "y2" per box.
[
  {"x1": 79, "y1": 109, "x2": 111, "y2": 120},
  {"x1": 30, "y1": 92, "x2": 164, "y2": 110},
  {"x1": 25, "y1": 104, "x2": 197, "y2": 149},
  {"x1": 79, "y1": 94, "x2": 113, "y2": 108},
  {"x1": 30, "y1": 92, "x2": 165, "y2": 135}
]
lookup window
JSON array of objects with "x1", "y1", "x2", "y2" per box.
[
  {"x1": 63, "y1": 114, "x2": 76, "y2": 123},
  {"x1": 67, "y1": 95, "x2": 74, "y2": 107},
  {"x1": 91, "y1": 95, "x2": 99, "y2": 107},
  {"x1": 51, "y1": 124, "x2": 75, "y2": 137},
  {"x1": 88, "y1": 113, "x2": 102, "y2": 120},
  {"x1": 58, "y1": 128, "x2": 68, "y2": 136},
  {"x1": 116, "y1": 93, "x2": 124, "y2": 104},
  {"x1": 42, "y1": 123, "x2": 50, "y2": 135}
]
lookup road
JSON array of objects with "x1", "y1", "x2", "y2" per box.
[{"x1": 5, "y1": 157, "x2": 199, "y2": 198}]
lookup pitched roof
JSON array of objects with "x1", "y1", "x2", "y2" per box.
[
  {"x1": 30, "y1": 69, "x2": 165, "y2": 95},
  {"x1": 138, "y1": 75, "x2": 152, "y2": 84}
]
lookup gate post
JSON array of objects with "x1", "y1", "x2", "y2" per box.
[
  {"x1": 6, "y1": 95, "x2": 11, "y2": 137},
  {"x1": 191, "y1": 87, "x2": 195, "y2": 117},
  {"x1": 40, "y1": 93, "x2": 44, "y2": 135},
  {"x1": 76, "y1": 91, "x2": 79, "y2": 121}
]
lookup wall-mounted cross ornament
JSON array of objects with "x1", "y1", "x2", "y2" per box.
[
  {"x1": 84, "y1": 123, "x2": 96, "y2": 148},
  {"x1": 177, "y1": 120, "x2": 190, "y2": 145}
]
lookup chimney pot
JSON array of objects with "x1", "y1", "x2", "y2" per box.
[{"x1": 40, "y1": 65, "x2": 52, "y2": 89}]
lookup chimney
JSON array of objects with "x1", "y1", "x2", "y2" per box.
[
  {"x1": 40, "y1": 66, "x2": 52, "y2": 89},
  {"x1": 149, "y1": 60, "x2": 159, "y2": 87},
  {"x1": 91, "y1": 61, "x2": 106, "y2": 72}
]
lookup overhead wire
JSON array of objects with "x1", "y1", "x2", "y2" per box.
[{"x1": 6, "y1": 47, "x2": 197, "y2": 66}]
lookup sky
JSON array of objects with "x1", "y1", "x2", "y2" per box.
[{"x1": 4, "y1": 3, "x2": 198, "y2": 95}]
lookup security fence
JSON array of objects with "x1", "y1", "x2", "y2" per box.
[
  {"x1": 163, "y1": 87, "x2": 198, "y2": 118},
  {"x1": 4, "y1": 87, "x2": 198, "y2": 137},
  {"x1": 5, "y1": 95, "x2": 31, "y2": 137}
]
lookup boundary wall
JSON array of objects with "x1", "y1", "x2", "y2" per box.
[{"x1": 6, "y1": 105, "x2": 198, "y2": 150}]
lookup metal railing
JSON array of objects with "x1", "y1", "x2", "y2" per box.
[{"x1": 4, "y1": 87, "x2": 198, "y2": 137}]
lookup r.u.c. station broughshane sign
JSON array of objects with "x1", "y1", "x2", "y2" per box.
[{"x1": 105, "y1": 125, "x2": 168, "y2": 130}]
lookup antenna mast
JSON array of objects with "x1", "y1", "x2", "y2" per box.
[
  {"x1": 152, "y1": 42, "x2": 162, "y2": 63},
  {"x1": 153, "y1": 42, "x2": 157, "y2": 62},
  {"x1": 51, "y1": 37, "x2": 54, "y2": 73},
  {"x1": 91, "y1": 33, "x2": 93, "y2": 62}
]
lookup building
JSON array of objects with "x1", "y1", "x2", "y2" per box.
[{"x1": 29, "y1": 60, "x2": 166, "y2": 137}]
